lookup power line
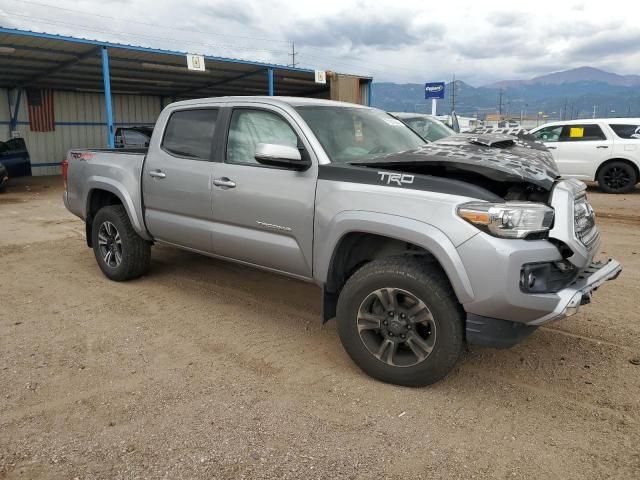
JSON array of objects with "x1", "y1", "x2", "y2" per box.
[
  {"x1": 0, "y1": 12, "x2": 291, "y2": 56},
  {"x1": 5, "y1": 0, "x2": 436, "y2": 80},
  {"x1": 11, "y1": 0, "x2": 292, "y2": 46}
]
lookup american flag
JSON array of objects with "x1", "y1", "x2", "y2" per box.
[{"x1": 26, "y1": 89, "x2": 55, "y2": 132}]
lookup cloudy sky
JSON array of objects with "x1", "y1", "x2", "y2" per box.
[{"x1": 0, "y1": 0, "x2": 637, "y2": 85}]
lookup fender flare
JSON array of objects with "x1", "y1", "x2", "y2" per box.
[
  {"x1": 314, "y1": 210, "x2": 475, "y2": 304},
  {"x1": 84, "y1": 176, "x2": 152, "y2": 240}
]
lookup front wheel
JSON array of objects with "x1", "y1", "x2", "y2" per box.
[
  {"x1": 597, "y1": 161, "x2": 637, "y2": 194},
  {"x1": 336, "y1": 257, "x2": 465, "y2": 387},
  {"x1": 91, "y1": 205, "x2": 151, "y2": 281}
]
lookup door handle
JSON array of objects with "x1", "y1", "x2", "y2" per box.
[
  {"x1": 547, "y1": 146, "x2": 557, "y2": 149},
  {"x1": 149, "y1": 170, "x2": 166, "y2": 179},
  {"x1": 212, "y1": 177, "x2": 236, "y2": 189},
  {"x1": 596, "y1": 145, "x2": 609, "y2": 149}
]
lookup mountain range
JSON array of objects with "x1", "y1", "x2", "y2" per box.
[{"x1": 372, "y1": 67, "x2": 640, "y2": 119}]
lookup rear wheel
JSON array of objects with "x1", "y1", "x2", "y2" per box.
[
  {"x1": 336, "y1": 257, "x2": 464, "y2": 387},
  {"x1": 597, "y1": 161, "x2": 637, "y2": 194},
  {"x1": 91, "y1": 205, "x2": 151, "y2": 281}
]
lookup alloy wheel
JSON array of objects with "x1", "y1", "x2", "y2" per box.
[
  {"x1": 603, "y1": 166, "x2": 632, "y2": 191},
  {"x1": 97, "y1": 221, "x2": 123, "y2": 268},
  {"x1": 357, "y1": 288, "x2": 437, "y2": 367}
]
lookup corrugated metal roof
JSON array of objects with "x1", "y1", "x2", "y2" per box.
[{"x1": 0, "y1": 27, "x2": 371, "y2": 97}]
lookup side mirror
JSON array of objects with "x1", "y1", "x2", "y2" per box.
[{"x1": 254, "y1": 143, "x2": 310, "y2": 171}]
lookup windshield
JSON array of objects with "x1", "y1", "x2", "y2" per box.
[
  {"x1": 295, "y1": 106, "x2": 425, "y2": 164},
  {"x1": 401, "y1": 116, "x2": 454, "y2": 142}
]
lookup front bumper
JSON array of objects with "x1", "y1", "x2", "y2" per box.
[
  {"x1": 457, "y1": 232, "x2": 621, "y2": 326},
  {"x1": 527, "y1": 258, "x2": 621, "y2": 325}
]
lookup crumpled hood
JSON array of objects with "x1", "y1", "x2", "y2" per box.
[{"x1": 352, "y1": 133, "x2": 560, "y2": 190}]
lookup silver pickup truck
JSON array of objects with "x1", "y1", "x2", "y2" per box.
[{"x1": 63, "y1": 96, "x2": 621, "y2": 386}]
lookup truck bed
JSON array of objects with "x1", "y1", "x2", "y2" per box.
[{"x1": 64, "y1": 148, "x2": 150, "y2": 239}]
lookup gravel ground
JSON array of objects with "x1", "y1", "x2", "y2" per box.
[{"x1": 1, "y1": 176, "x2": 639, "y2": 479}]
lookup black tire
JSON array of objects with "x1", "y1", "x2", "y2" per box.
[
  {"x1": 336, "y1": 257, "x2": 464, "y2": 387},
  {"x1": 597, "y1": 161, "x2": 637, "y2": 194},
  {"x1": 91, "y1": 205, "x2": 151, "y2": 281}
]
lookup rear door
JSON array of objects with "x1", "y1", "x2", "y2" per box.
[
  {"x1": 608, "y1": 123, "x2": 640, "y2": 157},
  {"x1": 142, "y1": 107, "x2": 219, "y2": 252},
  {"x1": 209, "y1": 104, "x2": 317, "y2": 278},
  {"x1": 553, "y1": 123, "x2": 610, "y2": 179}
]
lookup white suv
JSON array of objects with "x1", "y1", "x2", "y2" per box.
[{"x1": 530, "y1": 119, "x2": 640, "y2": 193}]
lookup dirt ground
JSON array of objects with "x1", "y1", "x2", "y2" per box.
[{"x1": 1, "y1": 176, "x2": 639, "y2": 480}]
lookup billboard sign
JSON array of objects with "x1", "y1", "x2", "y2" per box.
[{"x1": 424, "y1": 82, "x2": 445, "y2": 99}]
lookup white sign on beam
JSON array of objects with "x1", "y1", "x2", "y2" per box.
[
  {"x1": 187, "y1": 54, "x2": 206, "y2": 71},
  {"x1": 314, "y1": 70, "x2": 327, "y2": 84}
]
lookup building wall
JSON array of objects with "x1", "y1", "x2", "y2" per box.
[{"x1": 1, "y1": 89, "x2": 162, "y2": 176}]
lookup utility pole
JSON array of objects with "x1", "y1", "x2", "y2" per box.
[
  {"x1": 289, "y1": 42, "x2": 298, "y2": 68},
  {"x1": 498, "y1": 88, "x2": 503, "y2": 116},
  {"x1": 592, "y1": 105, "x2": 597, "y2": 119},
  {"x1": 562, "y1": 98, "x2": 568, "y2": 121},
  {"x1": 451, "y1": 74, "x2": 456, "y2": 112},
  {"x1": 628, "y1": 104, "x2": 632, "y2": 117}
]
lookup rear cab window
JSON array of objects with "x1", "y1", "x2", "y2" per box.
[
  {"x1": 161, "y1": 109, "x2": 219, "y2": 160},
  {"x1": 609, "y1": 124, "x2": 640, "y2": 139},
  {"x1": 559, "y1": 124, "x2": 606, "y2": 142}
]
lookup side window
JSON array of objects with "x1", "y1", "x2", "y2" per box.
[
  {"x1": 161, "y1": 109, "x2": 218, "y2": 160},
  {"x1": 560, "y1": 124, "x2": 606, "y2": 142},
  {"x1": 226, "y1": 109, "x2": 298, "y2": 165},
  {"x1": 533, "y1": 125, "x2": 563, "y2": 142},
  {"x1": 609, "y1": 124, "x2": 640, "y2": 139},
  {"x1": 123, "y1": 130, "x2": 150, "y2": 146}
]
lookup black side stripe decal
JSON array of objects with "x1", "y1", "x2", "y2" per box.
[{"x1": 317, "y1": 164, "x2": 501, "y2": 202}]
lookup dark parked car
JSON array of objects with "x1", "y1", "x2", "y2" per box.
[
  {"x1": 0, "y1": 162, "x2": 8, "y2": 192},
  {"x1": 0, "y1": 137, "x2": 31, "y2": 177},
  {"x1": 114, "y1": 126, "x2": 153, "y2": 148}
]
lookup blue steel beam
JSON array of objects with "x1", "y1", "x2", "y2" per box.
[
  {"x1": 101, "y1": 47, "x2": 115, "y2": 148},
  {"x1": 268, "y1": 68, "x2": 274, "y2": 96}
]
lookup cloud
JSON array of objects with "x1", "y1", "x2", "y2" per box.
[
  {"x1": 0, "y1": 0, "x2": 637, "y2": 85},
  {"x1": 563, "y1": 31, "x2": 640, "y2": 59},
  {"x1": 199, "y1": 3, "x2": 254, "y2": 24},
  {"x1": 487, "y1": 11, "x2": 526, "y2": 28},
  {"x1": 287, "y1": 14, "x2": 446, "y2": 49}
]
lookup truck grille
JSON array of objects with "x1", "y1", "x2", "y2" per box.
[{"x1": 574, "y1": 193, "x2": 599, "y2": 252}]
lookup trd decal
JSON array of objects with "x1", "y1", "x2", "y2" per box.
[{"x1": 378, "y1": 171, "x2": 415, "y2": 186}]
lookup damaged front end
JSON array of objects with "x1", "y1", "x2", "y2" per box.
[{"x1": 352, "y1": 133, "x2": 559, "y2": 202}]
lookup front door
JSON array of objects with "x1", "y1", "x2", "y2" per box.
[
  {"x1": 142, "y1": 108, "x2": 219, "y2": 252},
  {"x1": 210, "y1": 106, "x2": 317, "y2": 278}
]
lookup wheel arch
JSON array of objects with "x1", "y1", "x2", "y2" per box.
[
  {"x1": 316, "y1": 211, "x2": 475, "y2": 322},
  {"x1": 595, "y1": 157, "x2": 640, "y2": 183},
  {"x1": 84, "y1": 177, "x2": 150, "y2": 246}
]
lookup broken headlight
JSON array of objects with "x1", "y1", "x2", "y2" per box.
[{"x1": 457, "y1": 202, "x2": 554, "y2": 239}]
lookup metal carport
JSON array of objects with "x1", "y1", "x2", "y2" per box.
[{"x1": 0, "y1": 27, "x2": 371, "y2": 159}]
